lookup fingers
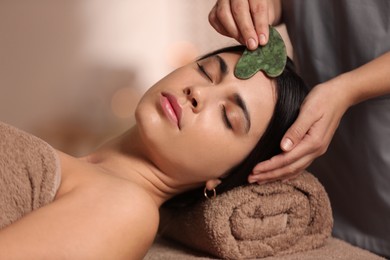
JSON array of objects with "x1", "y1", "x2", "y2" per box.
[
  {"x1": 280, "y1": 105, "x2": 319, "y2": 152},
  {"x1": 249, "y1": 154, "x2": 313, "y2": 184},
  {"x1": 248, "y1": 83, "x2": 350, "y2": 185},
  {"x1": 249, "y1": 140, "x2": 316, "y2": 183},
  {"x1": 248, "y1": 0, "x2": 269, "y2": 45},
  {"x1": 230, "y1": 0, "x2": 258, "y2": 49},
  {"x1": 208, "y1": 5, "x2": 231, "y2": 38},
  {"x1": 209, "y1": 0, "x2": 271, "y2": 50},
  {"x1": 249, "y1": 114, "x2": 333, "y2": 184},
  {"x1": 209, "y1": 0, "x2": 243, "y2": 43},
  {"x1": 252, "y1": 170, "x2": 303, "y2": 185},
  {"x1": 253, "y1": 143, "x2": 311, "y2": 174}
]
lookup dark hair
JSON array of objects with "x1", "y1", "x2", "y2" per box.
[{"x1": 164, "y1": 45, "x2": 309, "y2": 207}]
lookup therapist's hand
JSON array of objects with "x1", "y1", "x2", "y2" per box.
[
  {"x1": 248, "y1": 82, "x2": 351, "y2": 184},
  {"x1": 208, "y1": 0, "x2": 282, "y2": 50}
]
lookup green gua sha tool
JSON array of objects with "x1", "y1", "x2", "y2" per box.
[{"x1": 235, "y1": 26, "x2": 287, "y2": 79}]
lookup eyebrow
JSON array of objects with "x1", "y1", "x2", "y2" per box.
[
  {"x1": 201, "y1": 54, "x2": 250, "y2": 133},
  {"x1": 214, "y1": 55, "x2": 228, "y2": 77},
  {"x1": 215, "y1": 55, "x2": 250, "y2": 133},
  {"x1": 233, "y1": 93, "x2": 251, "y2": 133}
]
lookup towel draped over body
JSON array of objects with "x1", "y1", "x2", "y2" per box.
[{"x1": 0, "y1": 122, "x2": 60, "y2": 229}]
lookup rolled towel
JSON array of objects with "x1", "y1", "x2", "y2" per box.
[
  {"x1": 159, "y1": 171, "x2": 333, "y2": 259},
  {"x1": 0, "y1": 122, "x2": 61, "y2": 229}
]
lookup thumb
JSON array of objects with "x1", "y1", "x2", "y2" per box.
[{"x1": 281, "y1": 114, "x2": 313, "y2": 152}]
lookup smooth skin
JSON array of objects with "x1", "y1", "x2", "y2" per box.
[
  {"x1": 0, "y1": 52, "x2": 276, "y2": 259},
  {"x1": 209, "y1": 0, "x2": 390, "y2": 184}
]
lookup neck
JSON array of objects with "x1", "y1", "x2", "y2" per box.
[{"x1": 82, "y1": 126, "x2": 185, "y2": 207}]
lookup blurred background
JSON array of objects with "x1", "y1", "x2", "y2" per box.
[{"x1": 0, "y1": 0, "x2": 291, "y2": 156}]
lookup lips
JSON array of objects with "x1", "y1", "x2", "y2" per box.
[{"x1": 160, "y1": 92, "x2": 182, "y2": 129}]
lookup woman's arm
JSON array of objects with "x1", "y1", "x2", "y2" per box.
[
  {"x1": 0, "y1": 182, "x2": 159, "y2": 259},
  {"x1": 208, "y1": 0, "x2": 282, "y2": 49},
  {"x1": 250, "y1": 51, "x2": 390, "y2": 183}
]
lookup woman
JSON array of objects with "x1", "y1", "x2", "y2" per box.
[{"x1": 0, "y1": 45, "x2": 308, "y2": 259}]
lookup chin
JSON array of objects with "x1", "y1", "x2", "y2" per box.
[
  {"x1": 134, "y1": 102, "x2": 143, "y2": 126},
  {"x1": 134, "y1": 101, "x2": 158, "y2": 138}
]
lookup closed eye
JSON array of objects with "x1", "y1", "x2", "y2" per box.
[
  {"x1": 197, "y1": 62, "x2": 213, "y2": 82},
  {"x1": 221, "y1": 105, "x2": 233, "y2": 130}
]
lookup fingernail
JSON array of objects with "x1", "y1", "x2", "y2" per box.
[
  {"x1": 282, "y1": 138, "x2": 293, "y2": 151},
  {"x1": 248, "y1": 175, "x2": 260, "y2": 183},
  {"x1": 248, "y1": 176, "x2": 257, "y2": 183},
  {"x1": 248, "y1": 178, "x2": 256, "y2": 184},
  {"x1": 247, "y1": 38, "x2": 257, "y2": 50},
  {"x1": 259, "y1": 34, "x2": 266, "y2": 45}
]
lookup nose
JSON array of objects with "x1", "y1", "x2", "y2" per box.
[
  {"x1": 183, "y1": 86, "x2": 204, "y2": 113},
  {"x1": 184, "y1": 85, "x2": 227, "y2": 113}
]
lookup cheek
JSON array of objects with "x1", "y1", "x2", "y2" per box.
[{"x1": 169, "y1": 118, "x2": 257, "y2": 178}]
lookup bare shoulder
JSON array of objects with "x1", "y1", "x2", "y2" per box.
[
  {"x1": 0, "y1": 174, "x2": 160, "y2": 259},
  {"x1": 103, "y1": 179, "x2": 161, "y2": 241},
  {"x1": 66, "y1": 177, "x2": 161, "y2": 259}
]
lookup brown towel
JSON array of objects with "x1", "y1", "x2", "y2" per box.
[
  {"x1": 146, "y1": 237, "x2": 386, "y2": 260},
  {"x1": 159, "y1": 172, "x2": 333, "y2": 259},
  {"x1": 0, "y1": 122, "x2": 61, "y2": 229}
]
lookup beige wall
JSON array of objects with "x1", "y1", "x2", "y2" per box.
[{"x1": 0, "y1": 1, "x2": 291, "y2": 155}]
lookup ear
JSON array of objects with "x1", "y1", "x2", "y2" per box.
[{"x1": 205, "y1": 178, "x2": 222, "y2": 190}]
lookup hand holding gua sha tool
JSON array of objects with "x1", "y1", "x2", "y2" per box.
[{"x1": 235, "y1": 26, "x2": 287, "y2": 79}]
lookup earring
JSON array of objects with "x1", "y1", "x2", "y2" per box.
[{"x1": 204, "y1": 187, "x2": 216, "y2": 199}]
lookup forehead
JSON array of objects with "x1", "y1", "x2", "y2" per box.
[
  {"x1": 218, "y1": 52, "x2": 276, "y2": 97},
  {"x1": 217, "y1": 52, "x2": 277, "y2": 135},
  {"x1": 201, "y1": 51, "x2": 271, "y2": 83}
]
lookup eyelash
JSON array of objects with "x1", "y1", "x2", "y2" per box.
[
  {"x1": 222, "y1": 106, "x2": 233, "y2": 130},
  {"x1": 197, "y1": 62, "x2": 231, "y2": 130},
  {"x1": 196, "y1": 62, "x2": 213, "y2": 82}
]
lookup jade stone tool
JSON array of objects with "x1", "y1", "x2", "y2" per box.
[{"x1": 234, "y1": 26, "x2": 287, "y2": 79}]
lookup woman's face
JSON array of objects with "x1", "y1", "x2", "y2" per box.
[{"x1": 135, "y1": 52, "x2": 276, "y2": 186}]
